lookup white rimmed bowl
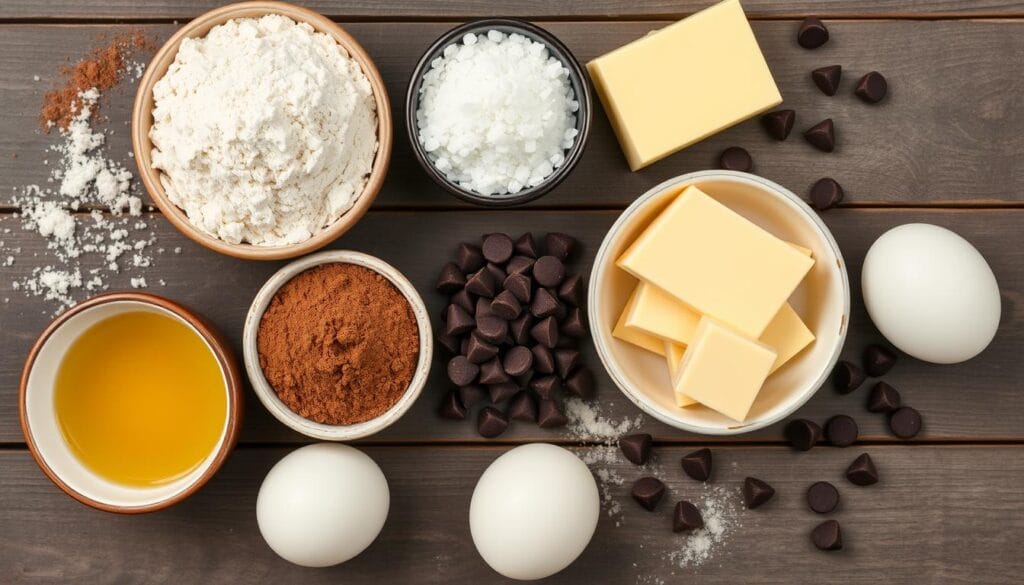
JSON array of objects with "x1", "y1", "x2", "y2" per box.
[
  {"x1": 243, "y1": 250, "x2": 432, "y2": 440},
  {"x1": 588, "y1": 170, "x2": 850, "y2": 435}
]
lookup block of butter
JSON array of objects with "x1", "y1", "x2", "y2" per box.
[
  {"x1": 665, "y1": 342, "x2": 697, "y2": 407},
  {"x1": 673, "y1": 317, "x2": 777, "y2": 422},
  {"x1": 612, "y1": 286, "x2": 669, "y2": 356},
  {"x1": 586, "y1": 0, "x2": 782, "y2": 170},
  {"x1": 617, "y1": 186, "x2": 814, "y2": 338}
]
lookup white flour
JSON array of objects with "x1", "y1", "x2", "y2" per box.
[{"x1": 150, "y1": 15, "x2": 378, "y2": 246}]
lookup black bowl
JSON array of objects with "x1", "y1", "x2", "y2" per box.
[{"x1": 405, "y1": 18, "x2": 592, "y2": 207}]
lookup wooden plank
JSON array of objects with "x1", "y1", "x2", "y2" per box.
[
  {"x1": 1, "y1": 208, "x2": 1020, "y2": 444},
  {"x1": 1, "y1": 0, "x2": 1023, "y2": 20},
  {"x1": 2, "y1": 445, "x2": 1022, "y2": 583},
  {"x1": 2, "y1": 20, "x2": 1023, "y2": 208}
]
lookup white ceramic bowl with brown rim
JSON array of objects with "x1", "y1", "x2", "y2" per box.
[
  {"x1": 131, "y1": 1, "x2": 392, "y2": 260},
  {"x1": 19, "y1": 293, "x2": 244, "y2": 513},
  {"x1": 243, "y1": 250, "x2": 433, "y2": 440},
  {"x1": 589, "y1": 171, "x2": 850, "y2": 435}
]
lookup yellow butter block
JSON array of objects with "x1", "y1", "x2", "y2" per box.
[
  {"x1": 617, "y1": 186, "x2": 814, "y2": 338},
  {"x1": 612, "y1": 286, "x2": 668, "y2": 356},
  {"x1": 665, "y1": 341, "x2": 697, "y2": 407},
  {"x1": 586, "y1": 0, "x2": 782, "y2": 171},
  {"x1": 624, "y1": 281, "x2": 701, "y2": 346},
  {"x1": 672, "y1": 317, "x2": 777, "y2": 422},
  {"x1": 762, "y1": 303, "x2": 815, "y2": 373}
]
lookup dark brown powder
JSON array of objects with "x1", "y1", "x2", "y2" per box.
[{"x1": 257, "y1": 263, "x2": 420, "y2": 425}]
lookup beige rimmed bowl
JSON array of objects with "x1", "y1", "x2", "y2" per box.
[
  {"x1": 243, "y1": 250, "x2": 433, "y2": 440},
  {"x1": 19, "y1": 292, "x2": 244, "y2": 513},
  {"x1": 589, "y1": 170, "x2": 850, "y2": 435},
  {"x1": 131, "y1": 1, "x2": 392, "y2": 260}
]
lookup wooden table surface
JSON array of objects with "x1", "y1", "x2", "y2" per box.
[{"x1": 2, "y1": 2, "x2": 1023, "y2": 583}]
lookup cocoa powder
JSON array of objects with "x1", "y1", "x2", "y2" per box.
[{"x1": 257, "y1": 263, "x2": 420, "y2": 425}]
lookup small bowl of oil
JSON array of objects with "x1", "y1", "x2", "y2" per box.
[{"x1": 19, "y1": 292, "x2": 244, "y2": 513}]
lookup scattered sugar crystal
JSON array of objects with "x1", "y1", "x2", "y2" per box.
[
  {"x1": 565, "y1": 397, "x2": 643, "y2": 443},
  {"x1": 666, "y1": 485, "x2": 741, "y2": 568},
  {"x1": 130, "y1": 277, "x2": 147, "y2": 288}
]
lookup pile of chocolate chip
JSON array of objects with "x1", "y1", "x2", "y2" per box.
[
  {"x1": 435, "y1": 233, "x2": 594, "y2": 438},
  {"x1": 717, "y1": 16, "x2": 889, "y2": 211}
]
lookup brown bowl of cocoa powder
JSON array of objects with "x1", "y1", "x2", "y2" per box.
[{"x1": 243, "y1": 250, "x2": 432, "y2": 440}]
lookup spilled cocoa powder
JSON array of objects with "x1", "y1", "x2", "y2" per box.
[{"x1": 257, "y1": 263, "x2": 420, "y2": 425}]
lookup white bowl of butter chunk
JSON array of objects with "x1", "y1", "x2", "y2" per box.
[{"x1": 589, "y1": 170, "x2": 850, "y2": 435}]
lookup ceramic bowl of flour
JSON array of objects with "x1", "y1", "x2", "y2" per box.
[{"x1": 131, "y1": 1, "x2": 392, "y2": 260}]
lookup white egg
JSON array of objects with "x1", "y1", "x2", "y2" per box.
[
  {"x1": 256, "y1": 443, "x2": 389, "y2": 567},
  {"x1": 862, "y1": 223, "x2": 1000, "y2": 364},
  {"x1": 470, "y1": 443, "x2": 599, "y2": 581}
]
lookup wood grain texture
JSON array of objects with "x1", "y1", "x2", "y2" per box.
[
  {"x1": 1, "y1": 209, "x2": 1020, "y2": 444},
  {"x1": 3, "y1": 445, "x2": 1023, "y2": 584},
  {"x1": 2, "y1": 20, "x2": 1023, "y2": 209}
]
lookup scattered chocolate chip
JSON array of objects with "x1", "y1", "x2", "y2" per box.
[
  {"x1": 437, "y1": 332, "x2": 461, "y2": 354},
  {"x1": 465, "y1": 333, "x2": 499, "y2": 364},
  {"x1": 502, "y1": 345, "x2": 533, "y2": 377},
  {"x1": 488, "y1": 382, "x2": 518, "y2": 403},
  {"x1": 718, "y1": 146, "x2": 753, "y2": 172},
  {"x1": 491, "y1": 290, "x2": 522, "y2": 321},
  {"x1": 530, "y1": 287, "x2": 560, "y2": 319},
  {"x1": 761, "y1": 109, "x2": 795, "y2": 140},
  {"x1": 533, "y1": 256, "x2": 566, "y2": 288},
  {"x1": 531, "y1": 344, "x2": 555, "y2": 375},
  {"x1": 452, "y1": 288, "x2": 475, "y2": 314},
  {"x1": 855, "y1": 71, "x2": 887, "y2": 104},
  {"x1": 561, "y1": 308, "x2": 586, "y2": 338},
  {"x1": 506, "y1": 255, "x2": 535, "y2": 276},
  {"x1": 455, "y1": 243, "x2": 485, "y2": 273},
  {"x1": 507, "y1": 391, "x2": 538, "y2": 422},
  {"x1": 478, "y1": 407, "x2": 509, "y2": 438},
  {"x1": 503, "y1": 273, "x2": 532, "y2": 303},
  {"x1": 475, "y1": 297, "x2": 494, "y2": 319},
  {"x1": 544, "y1": 233, "x2": 576, "y2": 261},
  {"x1": 797, "y1": 17, "x2": 829, "y2": 49},
  {"x1": 889, "y1": 406, "x2": 922, "y2": 439},
  {"x1": 444, "y1": 304, "x2": 475, "y2": 337},
  {"x1": 832, "y1": 360, "x2": 865, "y2": 394},
  {"x1": 530, "y1": 316, "x2": 559, "y2": 349},
  {"x1": 436, "y1": 262, "x2": 465, "y2": 294},
  {"x1": 864, "y1": 344, "x2": 897, "y2": 376},
  {"x1": 619, "y1": 433, "x2": 652, "y2": 465},
  {"x1": 681, "y1": 448, "x2": 712, "y2": 481},
  {"x1": 530, "y1": 374, "x2": 561, "y2": 400},
  {"x1": 458, "y1": 384, "x2": 486, "y2": 408},
  {"x1": 804, "y1": 118, "x2": 835, "y2": 152},
  {"x1": 867, "y1": 381, "x2": 902, "y2": 413},
  {"x1": 479, "y1": 357, "x2": 510, "y2": 385},
  {"x1": 825, "y1": 415, "x2": 859, "y2": 447},
  {"x1": 552, "y1": 293, "x2": 568, "y2": 321},
  {"x1": 537, "y1": 399, "x2": 568, "y2": 428},
  {"x1": 554, "y1": 348, "x2": 580, "y2": 379},
  {"x1": 482, "y1": 233, "x2": 514, "y2": 264},
  {"x1": 465, "y1": 267, "x2": 497, "y2": 298},
  {"x1": 514, "y1": 233, "x2": 539, "y2": 258},
  {"x1": 811, "y1": 520, "x2": 842, "y2": 551},
  {"x1": 447, "y1": 356, "x2": 479, "y2": 386},
  {"x1": 565, "y1": 367, "x2": 595, "y2": 398},
  {"x1": 439, "y1": 390, "x2": 466, "y2": 419},
  {"x1": 632, "y1": 477, "x2": 665, "y2": 511},
  {"x1": 485, "y1": 263, "x2": 507, "y2": 286},
  {"x1": 846, "y1": 453, "x2": 879, "y2": 486},
  {"x1": 673, "y1": 501, "x2": 704, "y2": 532},
  {"x1": 475, "y1": 316, "x2": 508, "y2": 344},
  {"x1": 509, "y1": 314, "x2": 534, "y2": 345},
  {"x1": 785, "y1": 419, "x2": 822, "y2": 451},
  {"x1": 810, "y1": 177, "x2": 844, "y2": 210},
  {"x1": 811, "y1": 65, "x2": 842, "y2": 96},
  {"x1": 807, "y1": 481, "x2": 840, "y2": 513},
  {"x1": 743, "y1": 477, "x2": 775, "y2": 509},
  {"x1": 558, "y1": 274, "x2": 584, "y2": 306}
]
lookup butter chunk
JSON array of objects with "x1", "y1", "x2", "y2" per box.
[
  {"x1": 613, "y1": 286, "x2": 668, "y2": 356},
  {"x1": 624, "y1": 281, "x2": 701, "y2": 345},
  {"x1": 665, "y1": 342, "x2": 697, "y2": 407},
  {"x1": 586, "y1": 0, "x2": 781, "y2": 170},
  {"x1": 762, "y1": 303, "x2": 815, "y2": 373},
  {"x1": 672, "y1": 317, "x2": 777, "y2": 422},
  {"x1": 617, "y1": 186, "x2": 814, "y2": 338}
]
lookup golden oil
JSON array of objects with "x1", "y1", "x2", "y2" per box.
[{"x1": 54, "y1": 310, "x2": 227, "y2": 487}]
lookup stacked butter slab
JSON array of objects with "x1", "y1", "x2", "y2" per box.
[{"x1": 613, "y1": 186, "x2": 816, "y2": 422}]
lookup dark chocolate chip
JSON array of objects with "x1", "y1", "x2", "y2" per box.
[
  {"x1": 460, "y1": 337, "x2": 470, "y2": 355},
  {"x1": 810, "y1": 178, "x2": 844, "y2": 210},
  {"x1": 619, "y1": 433, "x2": 652, "y2": 465},
  {"x1": 825, "y1": 415, "x2": 859, "y2": 447},
  {"x1": 867, "y1": 381, "x2": 902, "y2": 413},
  {"x1": 761, "y1": 109, "x2": 795, "y2": 141},
  {"x1": 479, "y1": 357, "x2": 510, "y2": 385},
  {"x1": 482, "y1": 233, "x2": 514, "y2": 264},
  {"x1": 718, "y1": 146, "x2": 753, "y2": 172},
  {"x1": 565, "y1": 367, "x2": 595, "y2": 399},
  {"x1": 530, "y1": 287, "x2": 560, "y2": 319},
  {"x1": 681, "y1": 448, "x2": 712, "y2": 481},
  {"x1": 864, "y1": 344, "x2": 897, "y2": 376},
  {"x1": 515, "y1": 233, "x2": 539, "y2": 258},
  {"x1": 439, "y1": 390, "x2": 466, "y2": 420},
  {"x1": 452, "y1": 288, "x2": 475, "y2": 314},
  {"x1": 807, "y1": 481, "x2": 840, "y2": 513},
  {"x1": 855, "y1": 71, "x2": 887, "y2": 104},
  {"x1": 458, "y1": 384, "x2": 486, "y2": 408},
  {"x1": 455, "y1": 243, "x2": 485, "y2": 273},
  {"x1": 475, "y1": 297, "x2": 494, "y2": 319},
  {"x1": 488, "y1": 382, "x2": 518, "y2": 403},
  {"x1": 632, "y1": 477, "x2": 665, "y2": 511},
  {"x1": 832, "y1": 360, "x2": 865, "y2": 394},
  {"x1": 797, "y1": 16, "x2": 829, "y2": 49},
  {"x1": 811, "y1": 65, "x2": 842, "y2": 96},
  {"x1": 804, "y1": 118, "x2": 835, "y2": 152},
  {"x1": 436, "y1": 262, "x2": 466, "y2": 294},
  {"x1": 562, "y1": 308, "x2": 586, "y2": 338},
  {"x1": 811, "y1": 520, "x2": 842, "y2": 551},
  {"x1": 485, "y1": 263, "x2": 507, "y2": 286},
  {"x1": 503, "y1": 273, "x2": 532, "y2": 303},
  {"x1": 465, "y1": 334, "x2": 499, "y2": 364},
  {"x1": 537, "y1": 399, "x2": 568, "y2": 428},
  {"x1": 555, "y1": 335, "x2": 576, "y2": 349},
  {"x1": 554, "y1": 348, "x2": 581, "y2": 379},
  {"x1": 544, "y1": 232, "x2": 576, "y2": 261},
  {"x1": 475, "y1": 316, "x2": 508, "y2": 344},
  {"x1": 510, "y1": 314, "x2": 534, "y2": 346},
  {"x1": 445, "y1": 304, "x2": 475, "y2": 337},
  {"x1": 503, "y1": 345, "x2": 534, "y2": 377},
  {"x1": 530, "y1": 316, "x2": 560, "y2": 349},
  {"x1": 846, "y1": 453, "x2": 879, "y2": 486},
  {"x1": 531, "y1": 344, "x2": 555, "y2": 375},
  {"x1": 514, "y1": 370, "x2": 534, "y2": 387},
  {"x1": 558, "y1": 274, "x2": 585, "y2": 306},
  {"x1": 743, "y1": 477, "x2": 775, "y2": 509},
  {"x1": 785, "y1": 418, "x2": 822, "y2": 451},
  {"x1": 465, "y1": 267, "x2": 497, "y2": 299},
  {"x1": 552, "y1": 292, "x2": 568, "y2": 321},
  {"x1": 673, "y1": 501, "x2": 704, "y2": 532},
  {"x1": 530, "y1": 375, "x2": 561, "y2": 400},
  {"x1": 889, "y1": 406, "x2": 922, "y2": 439},
  {"x1": 447, "y1": 356, "x2": 479, "y2": 386},
  {"x1": 506, "y1": 255, "x2": 535, "y2": 276},
  {"x1": 437, "y1": 332, "x2": 461, "y2": 354},
  {"x1": 491, "y1": 290, "x2": 522, "y2": 321},
  {"x1": 477, "y1": 407, "x2": 509, "y2": 438},
  {"x1": 533, "y1": 256, "x2": 566, "y2": 288},
  {"x1": 507, "y1": 391, "x2": 538, "y2": 422}
]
